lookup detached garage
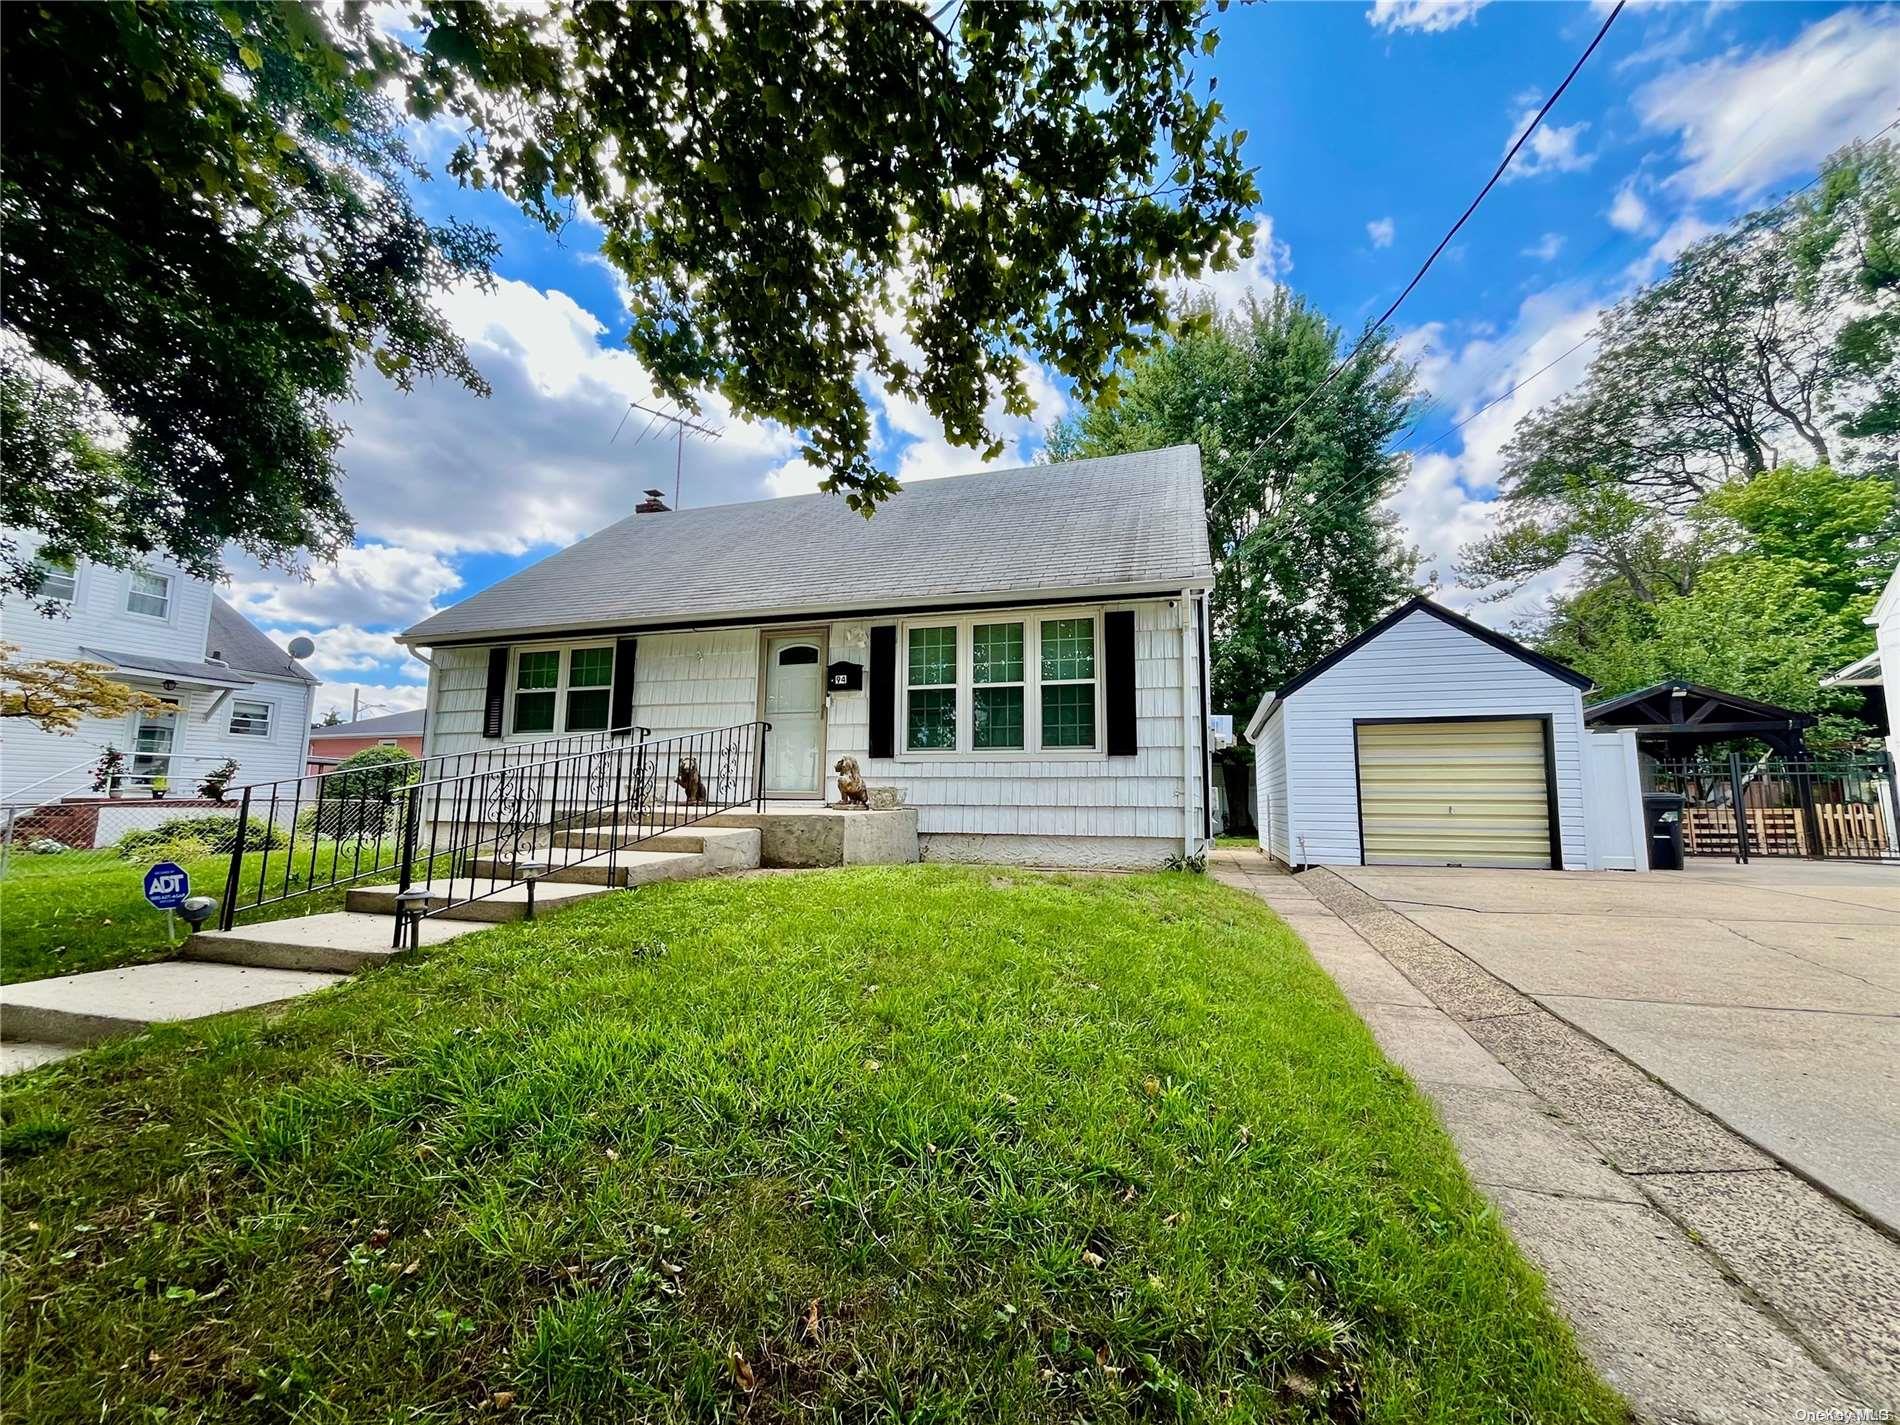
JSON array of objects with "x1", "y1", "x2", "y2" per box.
[{"x1": 1244, "y1": 596, "x2": 1597, "y2": 870}]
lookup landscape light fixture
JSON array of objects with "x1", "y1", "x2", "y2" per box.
[{"x1": 177, "y1": 896, "x2": 216, "y2": 933}]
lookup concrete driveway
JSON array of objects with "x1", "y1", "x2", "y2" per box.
[{"x1": 1332, "y1": 858, "x2": 1900, "y2": 1234}]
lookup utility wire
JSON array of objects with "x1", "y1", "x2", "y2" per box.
[
  {"x1": 1205, "y1": 0, "x2": 1626, "y2": 529},
  {"x1": 1230, "y1": 106, "x2": 1900, "y2": 566}
]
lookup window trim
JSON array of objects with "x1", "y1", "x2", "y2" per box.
[
  {"x1": 895, "y1": 606, "x2": 1106, "y2": 759},
  {"x1": 228, "y1": 697, "x2": 274, "y2": 739},
  {"x1": 34, "y1": 553, "x2": 78, "y2": 604},
  {"x1": 505, "y1": 639, "x2": 617, "y2": 738},
  {"x1": 125, "y1": 567, "x2": 174, "y2": 622}
]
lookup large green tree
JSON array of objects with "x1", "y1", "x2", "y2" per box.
[
  {"x1": 397, "y1": 0, "x2": 1258, "y2": 511},
  {"x1": 1048, "y1": 291, "x2": 1419, "y2": 718},
  {"x1": 1, "y1": 0, "x2": 497, "y2": 602}
]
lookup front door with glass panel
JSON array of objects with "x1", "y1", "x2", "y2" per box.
[
  {"x1": 763, "y1": 634, "x2": 825, "y2": 796},
  {"x1": 130, "y1": 699, "x2": 181, "y2": 790}
]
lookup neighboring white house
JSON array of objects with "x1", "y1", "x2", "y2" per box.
[
  {"x1": 1244, "y1": 596, "x2": 1612, "y2": 871},
  {"x1": 1823, "y1": 559, "x2": 1900, "y2": 764},
  {"x1": 400, "y1": 447, "x2": 1216, "y2": 868},
  {"x1": 2, "y1": 533, "x2": 318, "y2": 813}
]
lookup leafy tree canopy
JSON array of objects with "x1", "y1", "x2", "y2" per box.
[
  {"x1": 1, "y1": 0, "x2": 498, "y2": 604},
  {"x1": 399, "y1": 0, "x2": 1259, "y2": 510},
  {"x1": 0, "y1": 643, "x2": 166, "y2": 734},
  {"x1": 1049, "y1": 290, "x2": 1418, "y2": 717}
]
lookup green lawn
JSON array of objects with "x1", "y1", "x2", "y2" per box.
[
  {"x1": 1214, "y1": 836, "x2": 1259, "y2": 850},
  {"x1": 0, "y1": 866, "x2": 1621, "y2": 1423},
  {"x1": 1, "y1": 841, "x2": 435, "y2": 984}
]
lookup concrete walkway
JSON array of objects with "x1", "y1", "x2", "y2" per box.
[
  {"x1": 1332, "y1": 858, "x2": 1900, "y2": 1235},
  {"x1": 1210, "y1": 849, "x2": 1898, "y2": 1424}
]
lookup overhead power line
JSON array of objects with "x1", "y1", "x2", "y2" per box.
[{"x1": 1205, "y1": 0, "x2": 1626, "y2": 529}]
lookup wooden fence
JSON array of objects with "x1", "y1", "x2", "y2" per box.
[{"x1": 1684, "y1": 803, "x2": 1891, "y2": 858}]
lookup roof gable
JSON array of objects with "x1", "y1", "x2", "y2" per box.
[
  {"x1": 403, "y1": 446, "x2": 1213, "y2": 644},
  {"x1": 208, "y1": 596, "x2": 317, "y2": 684},
  {"x1": 1276, "y1": 596, "x2": 1594, "y2": 703}
]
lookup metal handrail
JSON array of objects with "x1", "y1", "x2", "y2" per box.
[
  {"x1": 214, "y1": 723, "x2": 651, "y2": 929},
  {"x1": 387, "y1": 721, "x2": 770, "y2": 945}
]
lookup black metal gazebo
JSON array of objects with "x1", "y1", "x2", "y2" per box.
[{"x1": 1582, "y1": 681, "x2": 1816, "y2": 758}]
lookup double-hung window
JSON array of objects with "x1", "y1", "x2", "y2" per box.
[
  {"x1": 971, "y1": 621, "x2": 1025, "y2": 750},
  {"x1": 899, "y1": 609, "x2": 1102, "y2": 755},
  {"x1": 564, "y1": 647, "x2": 614, "y2": 731},
  {"x1": 512, "y1": 650, "x2": 560, "y2": 734},
  {"x1": 1039, "y1": 617, "x2": 1097, "y2": 749},
  {"x1": 512, "y1": 644, "x2": 614, "y2": 735},
  {"x1": 127, "y1": 569, "x2": 172, "y2": 619},
  {"x1": 228, "y1": 699, "x2": 273, "y2": 738},
  {"x1": 906, "y1": 626, "x2": 958, "y2": 751},
  {"x1": 34, "y1": 555, "x2": 76, "y2": 604}
]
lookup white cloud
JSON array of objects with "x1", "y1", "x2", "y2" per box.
[
  {"x1": 1625, "y1": 211, "x2": 1719, "y2": 284},
  {"x1": 223, "y1": 544, "x2": 463, "y2": 630},
  {"x1": 1608, "y1": 179, "x2": 1652, "y2": 234},
  {"x1": 1502, "y1": 108, "x2": 1595, "y2": 182},
  {"x1": 1636, "y1": 7, "x2": 1900, "y2": 201},
  {"x1": 309, "y1": 680, "x2": 429, "y2": 726},
  {"x1": 1522, "y1": 232, "x2": 1565, "y2": 262},
  {"x1": 1385, "y1": 288, "x2": 1604, "y2": 627},
  {"x1": 1367, "y1": 0, "x2": 1490, "y2": 35},
  {"x1": 1366, "y1": 217, "x2": 1396, "y2": 249},
  {"x1": 1162, "y1": 213, "x2": 1291, "y2": 314}
]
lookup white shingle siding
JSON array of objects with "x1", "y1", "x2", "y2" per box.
[
  {"x1": 421, "y1": 597, "x2": 1202, "y2": 867},
  {"x1": 1260, "y1": 606, "x2": 1589, "y2": 869}
]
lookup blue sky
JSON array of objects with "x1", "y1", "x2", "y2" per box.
[{"x1": 230, "y1": 1, "x2": 1900, "y2": 721}]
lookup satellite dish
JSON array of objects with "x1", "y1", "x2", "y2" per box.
[{"x1": 287, "y1": 636, "x2": 316, "y2": 659}]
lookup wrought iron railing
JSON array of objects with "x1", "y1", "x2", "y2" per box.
[
  {"x1": 385, "y1": 722, "x2": 769, "y2": 945},
  {"x1": 1649, "y1": 751, "x2": 1900, "y2": 862},
  {"x1": 215, "y1": 723, "x2": 650, "y2": 929}
]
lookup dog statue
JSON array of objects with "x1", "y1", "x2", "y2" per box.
[
  {"x1": 833, "y1": 756, "x2": 869, "y2": 810},
  {"x1": 675, "y1": 756, "x2": 708, "y2": 806}
]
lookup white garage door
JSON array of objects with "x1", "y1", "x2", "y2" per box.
[{"x1": 1356, "y1": 718, "x2": 1554, "y2": 868}]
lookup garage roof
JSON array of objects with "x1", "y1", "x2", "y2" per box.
[{"x1": 1246, "y1": 596, "x2": 1593, "y2": 739}]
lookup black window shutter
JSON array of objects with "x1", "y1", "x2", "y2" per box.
[
  {"x1": 1104, "y1": 610, "x2": 1137, "y2": 756},
  {"x1": 610, "y1": 638, "x2": 638, "y2": 733},
  {"x1": 482, "y1": 646, "x2": 509, "y2": 739},
  {"x1": 868, "y1": 625, "x2": 896, "y2": 760}
]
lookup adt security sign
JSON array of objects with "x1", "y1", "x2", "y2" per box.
[{"x1": 144, "y1": 862, "x2": 190, "y2": 911}]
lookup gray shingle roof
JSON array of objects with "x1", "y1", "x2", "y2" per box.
[
  {"x1": 208, "y1": 596, "x2": 319, "y2": 683},
  {"x1": 404, "y1": 446, "x2": 1212, "y2": 644},
  {"x1": 79, "y1": 647, "x2": 256, "y2": 688},
  {"x1": 309, "y1": 708, "x2": 425, "y2": 738}
]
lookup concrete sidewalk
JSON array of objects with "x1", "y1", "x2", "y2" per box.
[{"x1": 1211, "y1": 849, "x2": 1898, "y2": 1424}]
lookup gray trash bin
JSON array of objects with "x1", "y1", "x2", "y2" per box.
[{"x1": 1643, "y1": 792, "x2": 1686, "y2": 870}]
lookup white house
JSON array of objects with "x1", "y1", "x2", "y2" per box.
[
  {"x1": 1823, "y1": 559, "x2": 1900, "y2": 764},
  {"x1": 401, "y1": 447, "x2": 1216, "y2": 868},
  {"x1": 2, "y1": 533, "x2": 318, "y2": 815},
  {"x1": 1244, "y1": 596, "x2": 1616, "y2": 871}
]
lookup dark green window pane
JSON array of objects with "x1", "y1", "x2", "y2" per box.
[
  {"x1": 569, "y1": 647, "x2": 614, "y2": 687},
  {"x1": 1040, "y1": 618, "x2": 1094, "y2": 681},
  {"x1": 973, "y1": 686, "x2": 1024, "y2": 750},
  {"x1": 513, "y1": 690, "x2": 556, "y2": 734},
  {"x1": 566, "y1": 688, "x2": 610, "y2": 731},
  {"x1": 517, "y1": 650, "x2": 560, "y2": 690},
  {"x1": 908, "y1": 626, "x2": 957, "y2": 686},
  {"x1": 907, "y1": 688, "x2": 957, "y2": 751},
  {"x1": 971, "y1": 622, "x2": 1023, "y2": 685},
  {"x1": 1041, "y1": 683, "x2": 1096, "y2": 748}
]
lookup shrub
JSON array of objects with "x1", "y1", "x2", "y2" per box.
[
  {"x1": 116, "y1": 815, "x2": 286, "y2": 862},
  {"x1": 304, "y1": 746, "x2": 421, "y2": 840},
  {"x1": 197, "y1": 758, "x2": 241, "y2": 800}
]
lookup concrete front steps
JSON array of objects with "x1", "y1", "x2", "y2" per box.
[{"x1": 0, "y1": 824, "x2": 761, "y2": 1073}]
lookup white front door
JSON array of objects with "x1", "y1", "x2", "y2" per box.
[
  {"x1": 764, "y1": 633, "x2": 825, "y2": 796},
  {"x1": 130, "y1": 698, "x2": 182, "y2": 790}
]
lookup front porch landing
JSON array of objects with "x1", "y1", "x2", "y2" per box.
[{"x1": 699, "y1": 804, "x2": 919, "y2": 868}]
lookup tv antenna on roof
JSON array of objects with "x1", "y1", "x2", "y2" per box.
[{"x1": 610, "y1": 399, "x2": 723, "y2": 510}]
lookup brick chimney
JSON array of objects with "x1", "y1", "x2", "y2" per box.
[{"x1": 635, "y1": 488, "x2": 670, "y2": 513}]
